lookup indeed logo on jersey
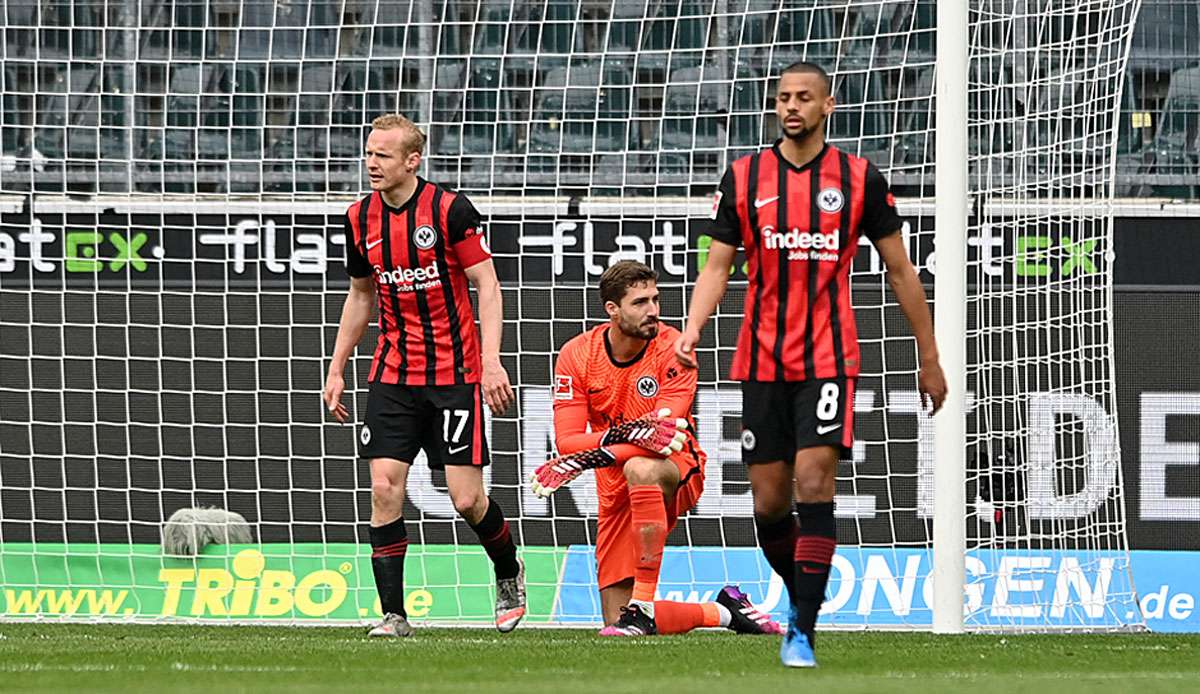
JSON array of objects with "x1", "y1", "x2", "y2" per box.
[
  {"x1": 373, "y1": 261, "x2": 442, "y2": 291},
  {"x1": 761, "y1": 226, "x2": 841, "y2": 262}
]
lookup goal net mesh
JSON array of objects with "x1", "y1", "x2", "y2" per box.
[{"x1": 0, "y1": 0, "x2": 1142, "y2": 629}]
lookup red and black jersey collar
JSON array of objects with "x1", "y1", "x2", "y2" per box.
[
  {"x1": 770, "y1": 140, "x2": 830, "y2": 174},
  {"x1": 377, "y1": 177, "x2": 427, "y2": 215}
]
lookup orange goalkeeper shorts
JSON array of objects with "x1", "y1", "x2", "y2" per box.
[{"x1": 594, "y1": 450, "x2": 705, "y2": 591}]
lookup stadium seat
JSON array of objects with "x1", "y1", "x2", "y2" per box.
[
  {"x1": 541, "y1": 0, "x2": 578, "y2": 54},
  {"x1": 297, "y1": 63, "x2": 334, "y2": 127},
  {"x1": 889, "y1": 63, "x2": 1015, "y2": 173},
  {"x1": 438, "y1": 10, "x2": 470, "y2": 57},
  {"x1": 674, "y1": 11, "x2": 708, "y2": 52},
  {"x1": 607, "y1": 0, "x2": 645, "y2": 53},
  {"x1": 1, "y1": 0, "x2": 1183, "y2": 197},
  {"x1": 1114, "y1": 70, "x2": 1152, "y2": 196},
  {"x1": 162, "y1": 63, "x2": 230, "y2": 160},
  {"x1": 1128, "y1": 0, "x2": 1200, "y2": 73},
  {"x1": 4, "y1": 0, "x2": 36, "y2": 27},
  {"x1": 888, "y1": 67, "x2": 935, "y2": 169},
  {"x1": 529, "y1": 60, "x2": 634, "y2": 155},
  {"x1": 776, "y1": 6, "x2": 839, "y2": 65},
  {"x1": 462, "y1": 58, "x2": 516, "y2": 154},
  {"x1": 196, "y1": 128, "x2": 229, "y2": 161},
  {"x1": 238, "y1": 30, "x2": 272, "y2": 59},
  {"x1": 270, "y1": 29, "x2": 304, "y2": 59},
  {"x1": 296, "y1": 127, "x2": 329, "y2": 160},
  {"x1": 429, "y1": 62, "x2": 468, "y2": 156},
  {"x1": 737, "y1": 0, "x2": 778, "y2": 41},
  {"x1": 65, "y1": 128, "x2": 98, "y2": 160},
  {"x1": 827, "y1": 63, "x2": 890, "y2": 163},
  {"x1": 1143, "y1": 65, "x2": 1200, "y2": 197},
  {"x1": 162, "y1": 128, "x2": 196, "y2": 160},
  {"x1": 728, "y1": 66, "x2": 765, "y2": 148},
  {"x1": 475, "y1": 0, "x2": 511, "y2": 55},
  {"x1": 305, "y1": 27, "x2": 336, "y2": 59},
  {"x1": 661, "y1": 64, "x2": 729, "y2": 152},
  {"x1": 369, "y1": 23, "x2": 407, "y2": 58},
  {"x1": 230, "y1": 64, "x2": 265, "y2": 158},
  {"x1": 200, "y1": 64, "x2": 234, "y2": 125},
  {"x1": 1158, "y1": 65, "x2": 1200, "y2": 153},
  {"x1": 431, "y1": 59, "x2": 467, "y2": 117},
  {"x1": 327, "y1": 64, "x2": 364, "y2": 157},
  {"x1": 168, "y1": 63, "x2": 204, "y2": 95},
  {"x1": 230, "y1": 127, "x2": 263, "y2": 160},
  {"x1": 1116, "y1": 70, "x2": 1149, "y2": 157},
  {"x1": 239, "y1": 1, "x2": 274, "y2": 27},
  {"x1": 332, "y1": 62, "x2": 367, "y2": 126}
]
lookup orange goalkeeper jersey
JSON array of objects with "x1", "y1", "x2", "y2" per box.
[{"x1": 552, "y1": 323, "x2": 706, "y2": 499}]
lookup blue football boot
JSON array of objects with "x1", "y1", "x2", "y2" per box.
[{"x1": 780, "y1": 604, "x2": 817, "y2": 668}]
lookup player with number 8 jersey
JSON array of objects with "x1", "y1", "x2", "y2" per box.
[
  {"x1": 322, "y1": 114, "x2": 525, "y2": 639},
  {"x1": 675, "y1": 63, "x2": 948, "y2": 668}
]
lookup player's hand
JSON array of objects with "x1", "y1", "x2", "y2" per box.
[
  {"x1": 323, "y1": 371, "x2": 349, "y2": 423},
  {"x1": 919, "y1": 359, "x2": 948, "y2": 415},
  {"x1": 530, "y1": 447, "x2": 617, "y2": 498},
  {"x1": 482, "y1": 355, "x2": 514, "y2": 416},
  {"x1": 600, "y1": 408, "x2": 689, "y2": 456},
  {"x1": 674, "y1": 328, "x2": 700, "y2": 369}
]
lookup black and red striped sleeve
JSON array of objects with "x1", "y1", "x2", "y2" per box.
[
  {"x1": 343, "y1": 212, "x2": 372, "y2": 278},
  {"x1": 702, "y1": 168, "x2": 741, "y2": 247},
  {"x1": 861, "y1": 162, "x2": 903, "y2": 242},
  {"x1": 447, "y1": 193, "x2": 491, "y2": 269}
]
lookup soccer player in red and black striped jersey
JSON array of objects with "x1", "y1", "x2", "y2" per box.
[
  {"x1": 675, "y1": 63, "x2": 948, "y2": 667},
  {"x1": 323, "y1": 114, "x2": 525, "y2": 637}
]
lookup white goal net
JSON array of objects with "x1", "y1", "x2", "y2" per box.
[{"x1": 0, "y1": 0, "x2": 1143, "y2": 630}]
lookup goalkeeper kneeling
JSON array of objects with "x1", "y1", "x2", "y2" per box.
[{"x1": 532, "y1": 260, "x2": 782, "y2": 637}]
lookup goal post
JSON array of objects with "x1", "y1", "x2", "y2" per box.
[{"x1": 932, "y1": 0, "x2": 969, "y2": 635}]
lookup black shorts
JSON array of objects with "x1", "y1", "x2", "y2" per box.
[
  {"x1": 358, "y1": 382, "x2": 488, "y2": 468},
  {"x1": 740, "y1": 378, "x2": 856, "y2": 464}
]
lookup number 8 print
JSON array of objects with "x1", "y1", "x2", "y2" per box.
[{"x1": 816, "y1": 382, "x2": 840, "y2": 421}]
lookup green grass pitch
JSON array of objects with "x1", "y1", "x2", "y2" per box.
[{"x1": 0, "y1": 625, "x2": 1196, "y2": 693}]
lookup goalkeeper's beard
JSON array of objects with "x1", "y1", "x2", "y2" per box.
[{"x1": 618, "y1": 316, "x2": 659, "y2": 340}]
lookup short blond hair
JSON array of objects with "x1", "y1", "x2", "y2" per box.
[{"x1": 370, "y1": 114, "x2": 426, "y2": 155}]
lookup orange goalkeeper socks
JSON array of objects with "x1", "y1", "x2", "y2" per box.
[
  {"x1": 629, "y1": 484, "x2": 668, "y2": 603},
  {"x1": 653, "y1": 601, "x2": 723, "y2": 634}
]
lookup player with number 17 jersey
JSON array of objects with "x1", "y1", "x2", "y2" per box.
[
  {"x1": 324, "y1": 114, "x2": 522, "y2": 639},
  {"x1": 344, "y1": 178, "x2": 490, "y2": 389}
]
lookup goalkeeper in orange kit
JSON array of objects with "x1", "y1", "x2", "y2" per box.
[{"x1": 532, "y1": 261, "x2": 782, "y2": 637}]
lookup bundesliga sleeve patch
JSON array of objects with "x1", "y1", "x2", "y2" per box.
[
  {"x1": 710, "y1": 191, "x2": 723, "y2": 220},
  {"x1": 553, "y1": 375, "x2": 573, "y2": 400}
]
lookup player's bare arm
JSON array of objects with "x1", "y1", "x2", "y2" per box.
[
  {"x1": 464, "y1": 258, "x2": 514, "y2": 416},
  {"x1": 873, "y1": 232, "x2": 947, "y2": 414},
  {"x1": 675, "y1": 239, "x2": 737, "y2": 368},
  {"x1": 323, "y1": 275, "x2": 376, "y2": 423}
]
